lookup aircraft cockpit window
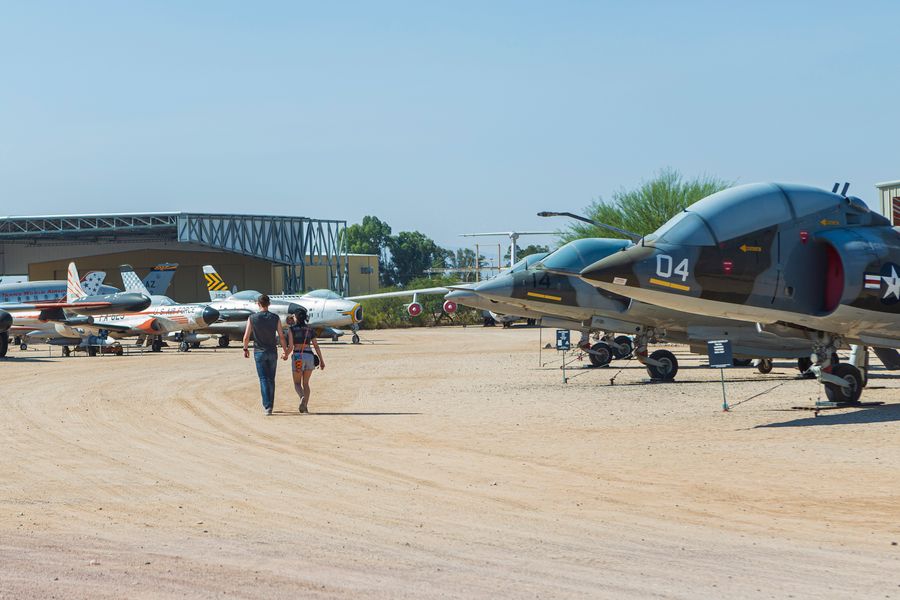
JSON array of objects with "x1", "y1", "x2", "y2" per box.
[
  {"x1": 539, "y1": 239, "x2": 631, "y2": 272},
  {"x1": 682, "y1": 183, "x2": 792, "y2": 243},
  {"x1": 652, "y1": 212, "x2": 717, "y2": 246},
  {"x1": 231, "y1": 290, "x2": 262, "y2": 301},
  {"x1": 157, "y1": 296, "x2": 177, "y2": 306},
  {"x1": 303, "y1": 289, "x2": 342, "y2": 299}
]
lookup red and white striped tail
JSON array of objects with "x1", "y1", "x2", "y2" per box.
[{"x1": 66, "y1": 262, "x2": 87, "y2": 302}]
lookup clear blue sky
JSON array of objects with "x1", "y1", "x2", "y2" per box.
[{"x1": 1, "y1": 1, "x2": 898, "y2": 249}]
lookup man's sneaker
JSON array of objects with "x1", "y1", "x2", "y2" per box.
[
  {"x1": 299, "y1": 405, "x2": 309, "y2": 414},
  {"x1": 265, "y1": 409, "x2": 273, "y2": 416}
]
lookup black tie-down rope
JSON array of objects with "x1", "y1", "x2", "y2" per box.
[
  {"x1": 607, "y1": 353, "x2": 635, "y2": 386},
  {"x1": 725, "y1": 378, "x2": 794, "y2": 410}
]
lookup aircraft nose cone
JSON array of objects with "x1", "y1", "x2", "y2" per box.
[
  {"x1": 473, "y1": 276, "x2": 515, "y2": 300},
  {"x1": 0, "y1": 309, "x2": 12, "y2": 333},
  {"x1": 126, "y1": 293, "x2": 152, "y2": 312},
  {"x1": 201, "y1": 306, "x2": 220, "y2": 325},
  {"x1": 579, "y1": 244, "x2": 656, "y2": 287}
]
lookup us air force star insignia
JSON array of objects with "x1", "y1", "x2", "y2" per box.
[{"x1": 883, "y1": 266, "x2": 900, "y2": 301}]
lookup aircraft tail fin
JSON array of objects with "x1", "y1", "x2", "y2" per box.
[
  {"x1": 81, "y1": 271, "x2": 106, "y2": 296},
  {"x1": 203, "y1": 265, "x2": 231, "y2": 301},
  {"x1": 120, "y1": 265, "x2": 151, "y2": 296},
  {"x1": 66, "y1": 262, "x2": 87, "y2": 302},
  {"x1": 873, "y1": 347, "x2": 900, "y2": 371},
  {"x1": 143, "y1": 263, "x2": 178, "y2": 295}
]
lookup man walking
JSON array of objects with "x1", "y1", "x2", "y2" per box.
[{"x1": 243, "y1": 294, "x2": 289, "y2": 415}]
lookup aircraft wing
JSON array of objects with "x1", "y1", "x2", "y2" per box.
[
  {"x1": 346, "y1": 287, "x2": 453, "y2": 301},
  {"x1": 81, "y1": 322, "x2": 133, "y2": 334},
  {"x1": 0, "y1": 301, "x2": 118, "y2": 312}
]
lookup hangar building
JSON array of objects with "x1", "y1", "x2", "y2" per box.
[
  {"x1": 0, "y1": 213, "x2": 380, "y2": 301},
  {"x1": 876, "y1": 180, "x2": 900, "y2": 226}
]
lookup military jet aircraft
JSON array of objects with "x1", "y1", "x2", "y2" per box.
[
  {"x1": 108, "y1": 264, "x2": 224, "y2": 352},
  {"x1": 348, "y1": 253, "x2": 552, "y2": 326},
  {"x1": 579, "y1": 182, "x2": 900, "y2": 403},
  {"x1": 1, "y1": 263, "x2": 151, "y2": 356},
  {"x1": 201, "y1": 266, "x2": 363, "y2": 345},
  {"x1": 463, "y1": 237, "x2": 813, "y2": 378}
]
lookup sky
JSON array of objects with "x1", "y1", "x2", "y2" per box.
[{"x1": 1, "y1": 1, "x2": 898, "y2": 250}]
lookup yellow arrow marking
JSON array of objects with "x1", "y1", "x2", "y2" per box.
[
  {"x1": 649, "y1": 278, "x2": 690, "y2": 292},
  {"x1": 820, "y1": 218, "x2": 839, "y2": 226},
  {"x1": 526, "y1": 291, "x2": 562, "y2": 301},
  {"x1": 739, "y1": 244, "x2": 762, "y2": 253}
]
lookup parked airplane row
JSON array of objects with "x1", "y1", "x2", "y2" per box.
[
  {"x1": 387, "y1": 182, "x2": 900, "y2": 405},
  {"x1": 4, "y1": 182, "x2": 897, "y2": 406},
  {"x1": 0, "y1": 263, "x2": 366, "y2": 356}
]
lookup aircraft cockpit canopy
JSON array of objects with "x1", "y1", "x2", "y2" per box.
[
  {"x1": 538, "y1": 239, "x2": 631, "y2": 273},
  {"x1": 498, "y1": 252, "x2": 550, "y2": 276},
  {"x1": 303, "y1": 289, "x2": 343, "y2": 300},
  {"x1": 155, "y1": 296, "x2": 178, "y2": 306},
  {"x1": 230, "y1": 290, "x2": 262, "y2": 301},
  {"x1": 647, "y1": 183, "x2": 863, "y2": 246}
]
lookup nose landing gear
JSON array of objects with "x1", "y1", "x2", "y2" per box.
[
  {"x1": 630, "y1": 328, "x2": 678, "y2": 381},
  {"x1": 810, "y1": 335, "x2": 863, "y2": 404}
]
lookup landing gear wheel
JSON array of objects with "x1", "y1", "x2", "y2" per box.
[
  {"x1": 527, "y1": 319, "x2": 536, "y2": 326},
  {"x1": 179, "y1": 341, "x2": 190, "y2": 352},
  {"x1": 218, "y1": 335, "x2": 230, "y2": 348},
  {"x1": 823, "y1": 364, "x2": 863, "y2": 404},
  {"x1": 332, "y1": 334, "x2": 340, "y2": 342},
  {"x1": 20, "y1": 343, "x2": 27, "y2": 351},
  {"x1": 88, "y1": 346, "x2": 98, "y2": 357},
  {"x1": 757, "y1": 358, "x2": 773, "y2": 374},
  {"x1": 114, "y1": 345, "x2": 124, "y2": 356},
  {"x1": 191, "y1": 341, "x2": 201, "y2": 349},
  {"x1": 0, "y1": 332, "x2": 8, "y2": 357},
  {"x1": 732, "y1": 358, "x2": 752, "y2": 367},
  {"x1": 352, "y1": 333, "x2": 360, "y2": 344},
  {"x1": 588, "y1": 342, "x2": 613, "y2": 368},
  {"x1": 646, "y1": 349, "x2": 678, "y2": 380},
  {"x1": 62, "y1": 346, "x2": 71, "y2": 357},
  {"x1": 612, "y1": 335, "x2": 633, "y2": 359},
  {"x1": 151, "y1": 339, "x2": 163, "y2": 353},
  {"x1": 797, "y1": 357, "x2": 813, "y2": 378}
]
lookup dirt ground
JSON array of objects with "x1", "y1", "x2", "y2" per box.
[{"x1": 1, "y1": 326, "x2": 899, "y2": 599}]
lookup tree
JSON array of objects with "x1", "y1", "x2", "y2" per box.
[
  {"x1": 505, "y1": 243, "x2": 551, "y2": 262},
  {"x1": 342, "y1": 216, "x2": 392, "y2": 285},
  {"x1": 560, "y1": 168, "x2": 733, "y2": 242},
  {"x1": 386, "y1": 231, "x2": 444, "y2": 286}
]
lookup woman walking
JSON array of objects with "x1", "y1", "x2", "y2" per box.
[{"x1": 287, "y1": 306, "x2": 325, "y2": 413}]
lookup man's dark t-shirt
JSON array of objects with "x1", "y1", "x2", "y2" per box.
[{"x1": 250, "y1": 311, "x2": 280, "y2": 352}]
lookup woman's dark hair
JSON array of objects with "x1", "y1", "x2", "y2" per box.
[{"x1": 293, "y1": 306, "x2": 309, "y2": 325}]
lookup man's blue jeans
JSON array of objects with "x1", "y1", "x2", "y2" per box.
[{"x1": 254, "y1": 350, "x2": 278, "y2": 411}]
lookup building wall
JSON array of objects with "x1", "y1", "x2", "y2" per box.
[
  {"x1": 276, "y1": 254, "x2": 380, "y2": 296},
  {"x1": 878, "y1": 183, "x2": 900, "y2": 226},
  {"x1": 29, "y1": 250, "x2": 276, "y2": 303},
  {"x1": 23, "y1": 246, "x2": 379, "y2": 301}
]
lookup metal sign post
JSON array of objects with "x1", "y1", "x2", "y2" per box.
[
  {"x1": 707, "y1": 339, "x2": 733, "y2": 411},
  {"x1": 556, "y1": 329, "x2": 570, "y2": 384}
]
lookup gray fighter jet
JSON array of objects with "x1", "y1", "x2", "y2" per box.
[
  {"x1": 579, "y1": 182, "x2": 900, "y2": 403},
  {"x1": 456, "y1": 237, "x2": 813, "y2": 379}
]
